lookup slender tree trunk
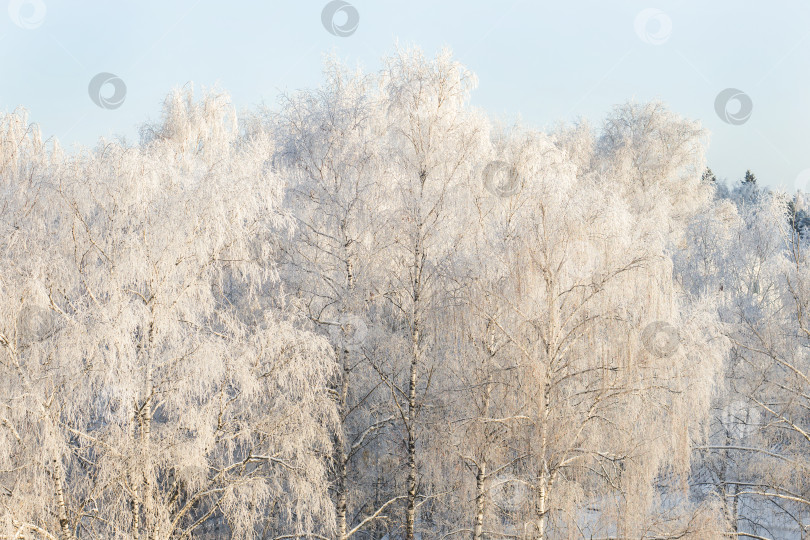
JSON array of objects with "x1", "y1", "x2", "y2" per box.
[
  {"x1": 337, "y1": 245, "x2": 355, "y2": 540},
  {"x1": 473, "y1": 376, "x2": 493, "y2": 540},
  {"x1": 405, "y1": 321, "x2": 419, "y2": 540},
  {"x1": 129, "y1": 399, "x2": 141, "y2": 538},
  {"x1": 719, "y1": 433, "x2": 738, "y2": 533},
  {"x1": 535, "y1": 382, "x2": 551, "y2": 540},
  {"x1": 536, "y1": 472, "x2": 548, "y2": 540},
  {"x1": 336, "y1": 451, "x2": 348, "y2": 540},
  {"x1": 473, "y1": 460, "x2": 487, "y2": 540},
  {"x1": 336, "y1": 344, "x2": 350, "y2": 540},
  {"x1": 52, "y1": 458, "x2": 73, "y2": 540},
  {"x1": 141, "y1": 394, "x2": 154, "y2": 539},
  {"x1": 143, "y1": 318, "x2": 155, "y2": 539},
  {"x1": 406, "y1": 219, "x2": 423, "y2": 540},
  {"x1": 131, "y1": 316, "x2": 156, "y2": 539},
  {"x1": 730, "y1": 483, "x2": 738, "y2": 532}
]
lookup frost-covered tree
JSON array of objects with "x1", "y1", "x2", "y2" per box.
[
  {"x1": 275, "y1": 58, "x2": 401, "y2": 539},
  {"x1": 695, "y1": 189, "x2": 810, "y2": 538},
  {"x1": 4, "y1": 43, "x2": 799, "y2": 540},
  {"x1": 444, "y1": 151, "x2": 539, "y2": 539},
  {"x1": 0, "y1": 90, "x2": 338, "y2": 539},
  {"x1": 468, "y1": 109, "x2": 728, "y2": 538},
  {"x1": 0, "y1": 109, "x2": 71, "y2": 540},
  {"x1": 374, "y1": 46, "x2": 487, "y2": 539}
]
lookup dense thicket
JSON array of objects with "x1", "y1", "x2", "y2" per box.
[{"x1": 0, "y1": 48, "x2": 807, "y2": 539}]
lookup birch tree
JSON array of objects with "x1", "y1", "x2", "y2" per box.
[
  {"x1": 0, "y1": 90, "x2": 339, "y2": 539},
  {"x1": 476, "y1": 112, "x2": 727, "y2": 538},
  {"x1": 0, "y1": 109, "x2": 72, "y2": 540},
  {"x1": 376, "y1": 47, "x2": 486, "y2": 538},
  {"x1": 696, "y1": 189, "x2": 810, "y2": 539},
  {"x1": 1, "y1": 45, "x2": 789, "y2": 540},
  {"x1": 276, "y1": 58, "x2": 402, "y2": 539},
  {"x1": 446, "y1": 196, "x2": 529, "y2": 539}
]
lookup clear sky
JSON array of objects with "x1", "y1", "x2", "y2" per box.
[{"x1": 1, "y1": 0, "x2": 809, "y2": 191}]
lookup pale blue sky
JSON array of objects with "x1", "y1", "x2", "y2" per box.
[{"x1": 1, "y1": 1, "x2": 809, "y2": 190}]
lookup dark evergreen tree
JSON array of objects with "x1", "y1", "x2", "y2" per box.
[
  {"x1": 725, "y1": 171, "x2": 761, "y2": 207},
  {"x1": 787, "y1": 197, "x2": 810, "y2": 236},
  {"x1": 743, "y1": 169, "x2": 757, "y2": 184}
]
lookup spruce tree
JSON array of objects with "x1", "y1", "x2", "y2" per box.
[{"x1": 743, "y1": 169, "x2": 757, "y2": 184}]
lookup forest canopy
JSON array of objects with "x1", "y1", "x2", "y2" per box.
[{"x1": 1, "y1": 47, "x2": 807, "y2": 540}]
